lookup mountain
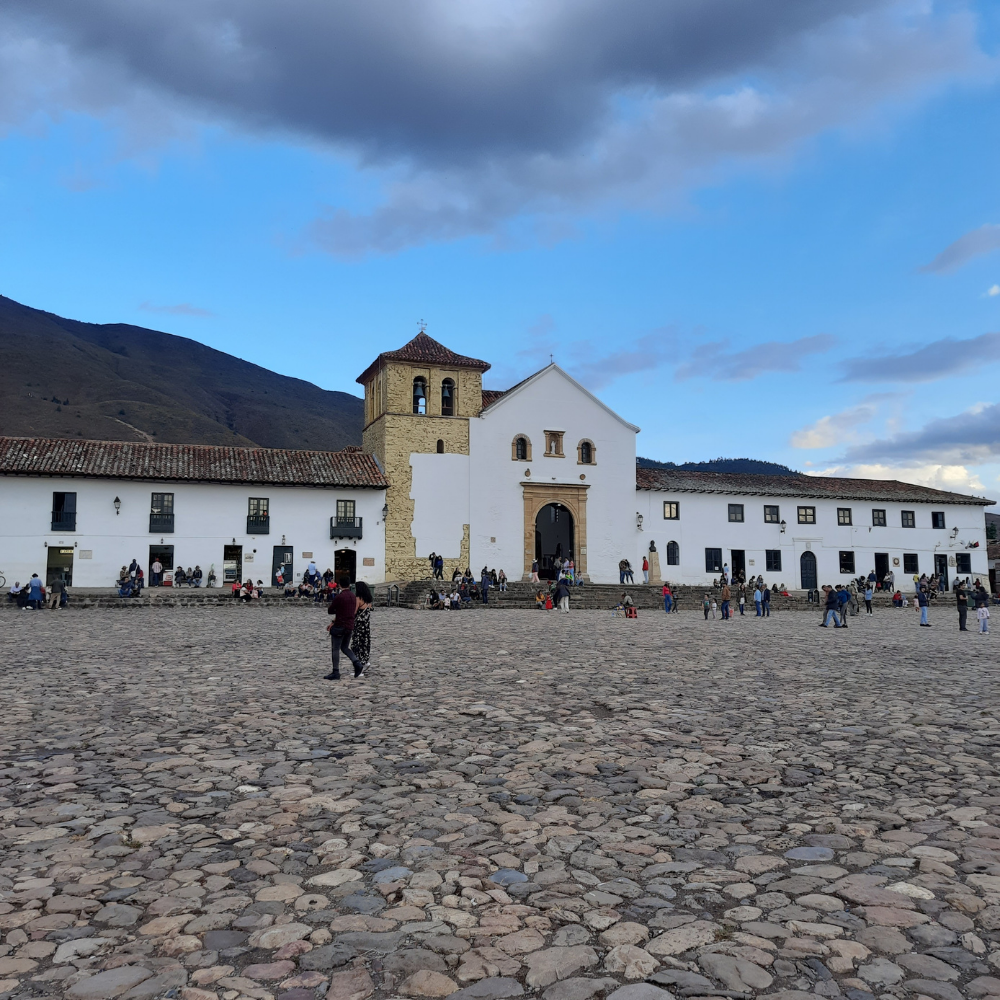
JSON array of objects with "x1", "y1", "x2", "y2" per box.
[
  {"x1": 637, "y1": 456, "x2": 803, "y2": 476},
  {"x1": 0, "y1": 295, "x2": 363, "y2": 450}
]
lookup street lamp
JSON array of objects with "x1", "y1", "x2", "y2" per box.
[
  {"x1": 779, "y1": 519, "x2": 786, "y2": 533},
  {"x1": 382, "y1": 503, "x2": 389, "y2": 520},
  {"x1": 113, "y1": 496, "x2": 121, "y2": 515},
  {"x1": 636, "y1": 513, "x2": 644, "y2": 531}
]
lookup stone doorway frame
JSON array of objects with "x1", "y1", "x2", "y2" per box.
[{"x1": 522, "y1": 482, "x2": 589, "y2": 580}]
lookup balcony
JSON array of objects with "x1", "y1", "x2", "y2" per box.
[
  {"x1": 149, "y1": 513, "x2": 175, "y2": 533},
  {"x1": 247, "y1": 515, "x2": 270, "y2": 535},
  {"x1": 330, "y1": 516, "x2": 363, "y2": 539},
  {"x1": 50, "y1": 512, "x2": 77, "y2": 532}
]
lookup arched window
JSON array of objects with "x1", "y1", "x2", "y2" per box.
[
  {"x1": 666, "y1": 540, "x2": 680, "y2": 566},
  {"x1": 577, "y1": 439, "x2": 595, "y2": 464},
  {"x1": 512, "y1": 435, "x2": 531, "y2": 461},
  {"x1": 441, "y1": 378, "x2": 455, "y2": 416},
  {"x1": 436, "y1": 439, "x2": 444, "y2": 453},
  {"x1": 412, "y1": 377, "x2": 427, "y2": 415}
]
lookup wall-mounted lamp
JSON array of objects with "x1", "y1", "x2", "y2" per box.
[
  {"x1": 382, "y1": 503, "x2": 389, "y2": 519},
  {"x1": 779, "y1": 519, "x2": 786, "y2": 534},
  {"x1": 636, "y1": 512, "x2": 644, "y2": 531},
  {"x1": 951, "y1": 527, "x2": 959, "y2": 538},
  {"x1": 113, "y1": 496, "x2": 121, "y2": 515},
  {"x1": 281, "y1": 534, "x2": 286, "y2": 545}
]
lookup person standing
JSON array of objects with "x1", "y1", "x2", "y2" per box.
[
  {"x1": 738, "y1": 587, "x2": 746, "y2": 616},
  {"x1": 480, "y1": 567, "x2": 490, "y2": 605},
  {"x1": 955, "y1": 581, "x2": 969, "y2": 631},
  {"x1": 625, "y1": 560, "x2": 634, "y2": 584},
  {"x1": 350, "y1": 581, "x2": 374, "y2": 670},
  {"x1": 762, "y1": 586, "x2": 771, "y2": 617},
  {"x1": 26, "y1": 574, "x2": 44, "y2": 610},
  {"x1": 864, "y1": 583, "x2": 874, "y2": 616},
  {"x1": 325, "y1": 577, "x2": 365, "y2": 680},
  {"x1": 917, "y1": 586, "x2": 931, "y2": 627},
  {"x1": 753, "y1": 583, "x2": 762, "y2": 617},
  {"x1": 975, "y1": 585, "x2": 989, "y2": 634},
  {"x1": 555, "y1": 576, "x2": 571, "y2": 613},
  {"x1": 722, "y1": 563, "x2": 729, "y2": 586},
  {"x1": 435, "y1": 554, "x2": 444, "y2": 580},
  {"x1": 151, "y1": 558, "x2": 163, "y2": 587},
  {"x1": 531, "y1": 559, "x2": 540, "y2": 583},
  {"x1": 720, "y1": 582, "x2": 731, "y2": 620},
  {"x1": 836, "y1": 585, "x2": 849, "y2": 628},
  {"x1": 47, "y1": 577, "x2": 64, "y2": 610},
  {"x1": 642, "y1": 556, "x2": 649, "y2": 585},
  {"x1": 662, "y1": 583, "x2": 673, "y2": 614},
  {"x1": 703, "y1": 594, "x2": 711, "y2": 620}
]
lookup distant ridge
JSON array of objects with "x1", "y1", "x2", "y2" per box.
[
  {"x1": 0, "y1": 295, "x2": 363, "y2": 450},
  {"x1": 637, "y1": 456, "x2": 803, "y2": 476}
]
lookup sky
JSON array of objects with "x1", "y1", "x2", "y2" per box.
[{"x1": 1, "y1": 0, "x2": 999, "y2": 496}]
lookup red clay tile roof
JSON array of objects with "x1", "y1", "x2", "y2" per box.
[
  {"x1": 0, "y1": 437, "x2": 388, "y2": 489},
  {"x1": 636, "y1": 466, "x2": 995, "y2": 506},
  {"x1": 356, "y1": 333, "x2": 490, "y2": 385},
  {"x1": 480, "y1": 389, "x2": 508, "y2": 410}
]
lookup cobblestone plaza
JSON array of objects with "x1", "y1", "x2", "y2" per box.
[{"x1": 1, "y1": 607, "x2": 999, "y2": 1000}]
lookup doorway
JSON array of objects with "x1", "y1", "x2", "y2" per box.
[
  {"x1": 934, "y1": 554, "x2": 949, "y2": 591},
  {"x1": 730, "y1": 549, "x2": 746, "y2": 582},
  {"x1": 874, "y1": 552, "x2": 889, "y2": 589},
  {"x1": 535, "y1": 502, "x2": 574, "y2": 580},
  {"x1": 46, "y1": 547, "x2": 74, "y2": 588},
  {"x1": 272, "y1": 545, "x2": 293, "y2": 588},
  {"x1": 335, "y1": 548, "x2": 357, "y2": 585},
  {"x1": 149, "y1": 545, "x2": 174, "y2": 587},
  {"x1": 223, "y1": 545, "x2": 243, "y2": 585},
  {"x1": 800, "y1": 550, "x2": 817, "y2": 590}
]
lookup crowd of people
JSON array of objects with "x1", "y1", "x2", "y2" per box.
[
  {"x1": 7, "y1": 574, "x2": 67, "y2": 610},
  {"x1": 428, "y1": 565, "x2": 511, "y2": 609}
]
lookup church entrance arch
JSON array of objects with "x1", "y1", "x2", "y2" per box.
[
  {"x1": 800, "y1": 550, "x2": 817, "y2": 591},
  {"x1": 535, "y1": 503, "x2": 574, "y2": 580},
  {"x1": 521, "y1": 482, "x2": 589, "y2": 581}
]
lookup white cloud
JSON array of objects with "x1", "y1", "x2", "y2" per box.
[
  {"x1": 988, "y1": 284, "x2": 1000, "y2": 297},
  {"x1": 807, "y1": 462, "x2": 985, "y2": 494},
  {"x1": 790, "y1": 401, "x2": 879, "y2": 449}
]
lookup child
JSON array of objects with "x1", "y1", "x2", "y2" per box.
[
  {"x1": 703, "y1": 594, "x2": 711, "y2": 620},
  {"x1": 864, "y1": 585, "x2": 874, "y2": 616},
  {"x1": 978, "y1": 604, "x2": 990, "y2": 634},
  {"x1": 711, "y1": 599, "x2": 718, "y2": 620}
]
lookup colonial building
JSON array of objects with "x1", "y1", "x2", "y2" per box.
[
  {"x1": 0, "y1": 438, "x2": 387, "y2": 588},
  {"x1": 0, "y1": 331, "x2": 994, "y2": 591}
]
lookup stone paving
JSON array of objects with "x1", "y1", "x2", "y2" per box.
[{"x1": 1, "y1": 606, "x2": 999, "y2": 1000}]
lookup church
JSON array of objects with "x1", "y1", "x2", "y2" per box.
[{"x1": 0, "y1": 331, "x2": 994, "y2": 591}]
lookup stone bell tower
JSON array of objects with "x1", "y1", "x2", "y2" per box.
[{"x1": 357, "y1": 332, "x2": 490, "y2": 581}]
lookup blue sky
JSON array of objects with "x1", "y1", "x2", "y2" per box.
[{"x1": 1, "y1": 1, "x2": 999, "y2": 495}]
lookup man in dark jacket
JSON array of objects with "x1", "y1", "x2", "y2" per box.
[
  {"x1": 955, "y1": 582, "x2": 969, "y2": 631},
  {"x1": 820, "y1": 585, "x2": 841, "y2": 627},
  {"x1": 554, "y1": 578, "x2": 571, "y2": 613},
  {"x1": 325, "y1": 578, "x2": 364, "y2": 680}
]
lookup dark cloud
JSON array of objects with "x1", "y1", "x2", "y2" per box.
[
  {"x1": 919, "y1": 224, "x2": 1000, "y2": 273},
  {"x1": 842, "y1": 402, "x2": 1000, "y2": 463},
  {"x1": 1, "y1": 1, "x2": 989, "y2": 253},
  {"x1": 139, "y1": 301, "x2": 214, "y2": 317},
  {"x1": 839, "y1": 331, "x2": 1000, "y2": 382},
  {"x1": 675, "y1": 334, "x2": 830, "y2": 381}
]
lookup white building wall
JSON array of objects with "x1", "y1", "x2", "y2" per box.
[
  {"x1": 469, "y1": 367, "x2": 639, "y2": 584},
  {"x1": 636, "y1": 489, "x2": 991, "y2": 589},
  {"x1": 0, "y1": 476, "x2": 386, "y2": 588},
  {"x1": 410, "y1": 454, "x2": 470, "y2": 559}
]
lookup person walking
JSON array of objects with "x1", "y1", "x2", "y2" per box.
[
  {"x1": 955, "y1": 581, "x2": 969, "y2": 631},
  {"x1": 917, "y1": 586, "x2": 931, "y2": 627},
  {"x1": 642, "y1": 556, "x2": 649, "y2": 585},
  {"x1": 864, "y1": 583, "x2": 874, "y2": 616},
  {"x1": 151, "y1": 558, "x2": 163, "y2": 587},
  {"x1": 350, "y1": 581, "x2": 374, "y2": 670},
  {"x1": 753, "y1": 583, "x2": 762, "y2": 617},
  {"x1": 325, "y1": 577, "x2": 365, "y2": 680},
  {"x1": 720, "y1": 582, "x2": 731, "y2": 620},
  {"x1": 555, "y1": 576, "x2": 571, "y2": 613},
  {"x1": 47, "y1": 577, "x2": 64, "y2": 610},
  {"x1": 836, "y1": 585, "x2": 849, "y2": 628},
  {"x1": 762, "y1": 585, "x2": 771, "y2": 617},
  {"x1": 531, "y1": 559, "x2": 540, "y2": 583},
  {"x1": 819, "y1": 585, "x2": 842, "y2": 627},
  {"x1": 662, "y1": 583, "x2": 673, "y2": 614}
]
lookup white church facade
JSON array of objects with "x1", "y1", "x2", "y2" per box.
[{"x1": 0, "y1": 332, "x2": 994, "y2": 590}]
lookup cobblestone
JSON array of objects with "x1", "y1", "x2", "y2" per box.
[{"x1": 0, "y1": 607, "x2": 999, "y2": 1000}]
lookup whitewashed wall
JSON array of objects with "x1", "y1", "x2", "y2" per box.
[
  {"x1": 410, "y1": 454, "x2": 470, "y2": 560},
  {"x1": 469, "y1": 367, "x2": 639, "y2": 583},
  {"x1": 636, "y1": 489, "x2": 991, "y2": 589},
  {"x1": 0, "y1": 476, "x2": 386, "y2": 587}
]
